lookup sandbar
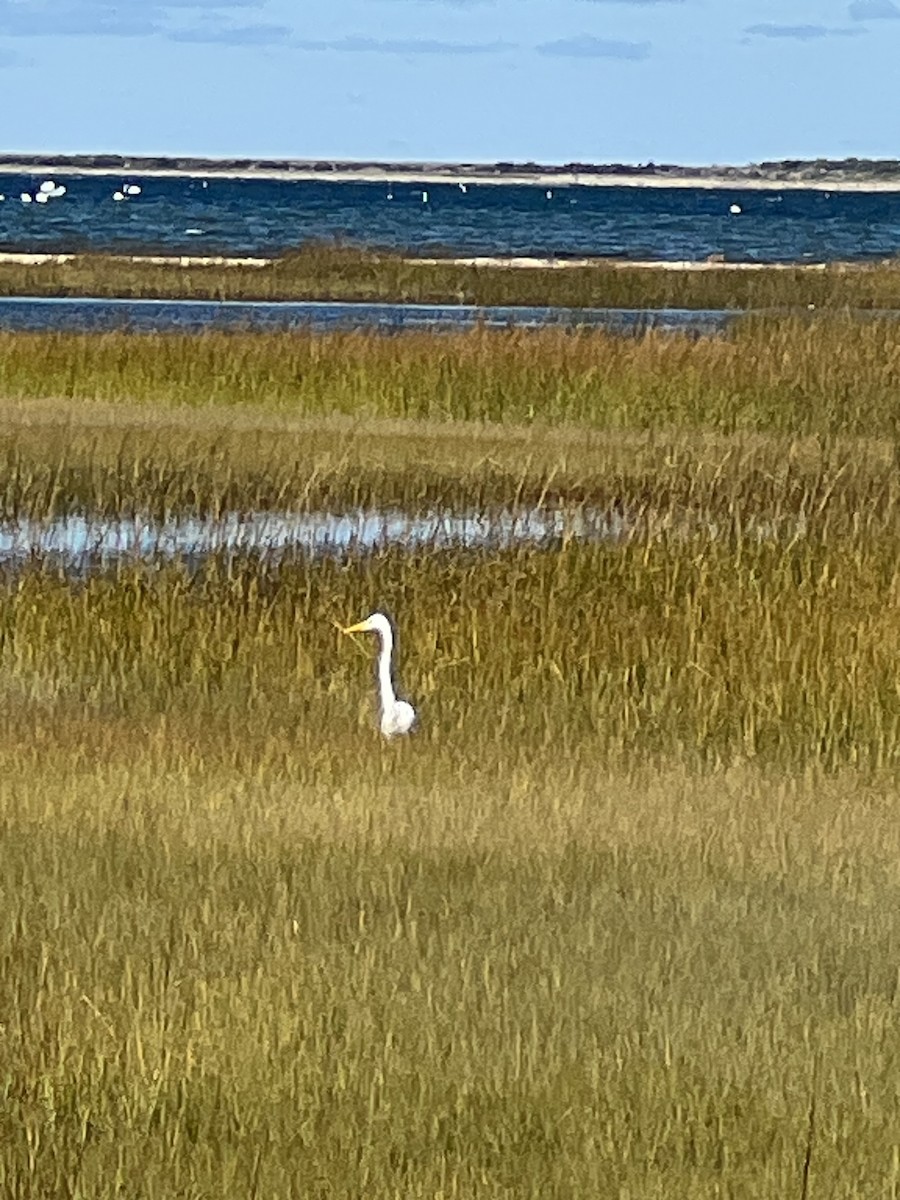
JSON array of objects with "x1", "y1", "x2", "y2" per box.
[{"x1": 4, "y1": 159, "x2": 900, "y2": 194}]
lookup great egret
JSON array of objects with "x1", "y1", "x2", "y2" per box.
[{"x1": 341, "y1": 612, "x2": 416, "y2": 738}]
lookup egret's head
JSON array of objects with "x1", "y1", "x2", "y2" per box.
[{"x1": 342, "y1": 612, "x2": 393, "y2": 638}]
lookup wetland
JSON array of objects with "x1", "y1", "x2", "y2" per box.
[{"x1": 1, "y1": 287, "x2": 899, "y2": 1197}]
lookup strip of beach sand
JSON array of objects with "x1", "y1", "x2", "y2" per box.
[
  {"x1": 5, "y1": 158, "x2": 900, "y2": 193},
  {"x1": 0, "y1": 251, "x2": 846, "y2": 271}
]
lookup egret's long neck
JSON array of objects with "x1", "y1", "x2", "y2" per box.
[{"x1": 376, "y1": 626, "x2": 397, "y2": 713}]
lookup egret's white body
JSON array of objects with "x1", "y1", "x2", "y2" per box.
[{"x1": 342, "y1": 612, "x2": 416, "y2": 738}]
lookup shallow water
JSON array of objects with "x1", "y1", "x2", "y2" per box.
[
  {"x1": 0, "y1": 508, "x2": 618, "y2": 569},
  {"x1": 0, "y1": 295, "x2": 739, "y2": 336},
  {"x1": 4, "y1": 173, "x2": 900, "y2": 262},
  {"x1": 0, "y1": 506, "x2": 806, "y2": 572}
]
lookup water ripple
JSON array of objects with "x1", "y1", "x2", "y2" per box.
[{"x1": 3, "y1": 173, "x2": 900, "y2": 262}]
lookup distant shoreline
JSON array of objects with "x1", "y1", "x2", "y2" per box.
[
  {"x1": 0, "y1": 251, "x2": 845, "y2": 271},
  {"x1": 6, "y1": 156, "x2": 900, "y2": 193}
]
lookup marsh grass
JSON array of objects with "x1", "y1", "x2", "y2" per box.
[
  {"x1": 3, "y1": 747, "x2": 900, "y2": 1198},
  {"x1": 1, "y1": 542, "x2": 900, "y2": 1195},
  {"x1": 0, "y1": 418, "x2": 897, "y2": 528},
  {"x1": 6, "y1": 243, "x2": 900, "y2": 310},
  {"x1": 3, "y1": 316, "x2": 900, "y2": 440},
  {"x1": 3, "y1": 315, "x2": 900, "y2": 1195},
  {"x1": 3, "y1": 511, "x2": 900, "y2": 768}
]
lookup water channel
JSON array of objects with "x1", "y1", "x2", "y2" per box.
[
  {"x1": 0, "y1": 506, "x2": 806, "y2": 573},
  {"x1": 0, "y1": 295, "x2": 742, "y2": 336}
]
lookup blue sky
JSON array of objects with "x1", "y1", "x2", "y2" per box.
[{"x1": 1, "y1": 0, "x2": 898, "y2": 164}]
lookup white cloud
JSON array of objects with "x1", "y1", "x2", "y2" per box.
[
  {"x1": 537, "y1": 34, "x2": 650, "y2": 59},
  {"x1": 744, "y1": 23, "x2": 863, "y2": 39},
  {"x1": 849, "y1": 0, "x2": 900, "y2": 18},
  {"x1": 0, "y1": 0, "x2": 263, "y2": 38},
  {"x1": 294, "y1": 35, "x2": 512, "y2": 55},
  {"x1": 169, "y1": 19, "x2": 291, "y2": 45}
]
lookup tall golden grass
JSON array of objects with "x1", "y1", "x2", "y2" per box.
[
  {"x1": 1, "y1": 537, "x2": 900, "y2": 1195},
  {"x1": 5, "y1": 243, "x2": 900, "y2": 309},
  {"x1": 2, "y1": 317, "x2": 900, "y2": 438},
  {"x1": 1, "y1": 317, "x2": 899, "y2": 1195}
]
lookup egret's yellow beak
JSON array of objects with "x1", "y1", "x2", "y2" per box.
[{"x1": 342, "y1": 621, "x2": 370, "y2": 635}]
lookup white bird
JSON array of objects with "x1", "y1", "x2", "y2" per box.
[
  {"x1": 112, "y1": 191, "x2": 125, "y2": 202},
  {"x1": 38, "y1": 180, "x2": 56, "y2": 194},
  {"x1": 341, "y1": 612, "x2": 416, "y2": 738},
  {"x1": 729, "y1": 203, "x2": 742, "y2": 215}
]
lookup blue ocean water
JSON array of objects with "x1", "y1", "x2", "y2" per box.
[
  {"x1": 3, "y1": 172, "x2": 900, "y2": 262},
  {"x1": 0, "y1": 296, "x2": 737, "y2": 336}
]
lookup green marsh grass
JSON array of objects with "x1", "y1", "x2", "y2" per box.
[
  {"x1": 2, "y1": 316, "x2": 900, "y2": 1195},
  {"x1": 4, "y1": 747, "x2": 900, "y2": 1198},
  {"x1": 2, "y1": 531, "x2": 900, "y2": 1195},
  {"x1": 6, "y1": 242, "x2": 900, "y2": 309},
  {"x1": 4, "y1": 513, "x2": 900, "y2": 769},
  {"x1": 4, "y1": 316, "x2": 900, "y2": 438}
]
